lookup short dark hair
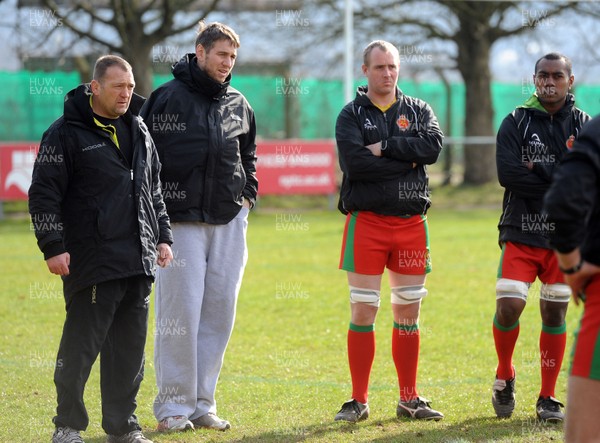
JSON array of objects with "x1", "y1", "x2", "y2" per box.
[
  {"x1": 195, "y1": 21, "x2": 240, "y2": 52},
  {"x1": 535, "y1": 52, "x2": 572, "y2": 76},
  {"x1": 93, "y1": 55, "x2": 132, "y2": 81},
  {"x1": 363, "y1": 40, "x2": 399, "y2": 66}
]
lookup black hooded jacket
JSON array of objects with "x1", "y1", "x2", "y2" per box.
[
  {"x1": 336, "y1": 86, "x2": 443, "y2": 216},
  {"x1": 496, "y1": 94, "x2": 590, "y2": 248},
  {"x1": 544, "y1": 115, "x2": 600, "y2": 266},
  {"x1": 140, "y1": 54, "x2": 258, "y2": 224},
  {"x1": 28, "y1": 83, "x2": 173, "y2": 295}
]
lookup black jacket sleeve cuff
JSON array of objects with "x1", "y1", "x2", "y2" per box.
[{"x1": 42, "y1": 241, "x2": 66, "y2": 260}]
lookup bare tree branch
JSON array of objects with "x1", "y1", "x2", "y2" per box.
[
  {"x1": 356, "y1": 1, "x2": 454, "y2": 40},
  {"x1": 27, "y1": 0, "x2": 225, "y2": 95},
  {"x1": 41, "y1": 0, "x2": 120, "y2": 51}
]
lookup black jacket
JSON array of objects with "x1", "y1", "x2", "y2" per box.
[
  {"x1": 336, "y1": 86, "x2": 443, "y2": 216},
  {"x1": 544, "y1": 115, "x2": 600, "y2": 266},
  {"x1": 29, "y1": 84, "x2": 173, "y2": 294},
  {"x1": 140, "y1": 54, "x2": 258, "y2": 225},
  {"x1": 496, "y1": 94, "x2": 590, "y2": 248}
]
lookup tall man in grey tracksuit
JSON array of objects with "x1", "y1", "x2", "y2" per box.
[{"x1": 141, "y1": 22, "x2": 257, "y2": 433}]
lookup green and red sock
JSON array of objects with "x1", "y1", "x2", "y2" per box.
[
  {"x1": 493, "y1": 313, "x2": 519, "y2": 380},
  {"x1": 347, "y1": 322, "x2": 375, "y2": 404},
  {"x1": 539, "y1": 322, "x2": 566, "y2": 398},
  {"x1": 392, "y1": 321, "x2": 420, "y2": 402}
]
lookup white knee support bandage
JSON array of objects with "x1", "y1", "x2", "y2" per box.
[
  {"x1": 349, "y1": 286, "x2": 380, "y2": 307},
  {"x1": 391, "y1": 285, "x2": 427, "y2": 305},
  {"x1": 540, "y1": 283, "x2": 571, "y2": 303},
  {"x1": 496, "y1": 278, "x2": 530, "y2": 300}
]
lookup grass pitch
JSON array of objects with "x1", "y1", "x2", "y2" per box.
[{"x1": 0, "y1": 202, "x2": 580, "y2": 442}]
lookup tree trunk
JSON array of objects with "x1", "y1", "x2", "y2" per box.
[
  {"x1": 456, "y1": 22, "x2": 497, "y2": 184},
  {"x1": 125, "y1": 45, "x2": 154, "y2": 98}
]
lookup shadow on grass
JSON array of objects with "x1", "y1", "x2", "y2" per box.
[{"x1": 210, "y1": 414, "x2": 563, "y2": 443}]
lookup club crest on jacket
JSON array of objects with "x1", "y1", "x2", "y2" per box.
[{"x1": 397, "y1": 115, "x2": 410, "y2": 130}]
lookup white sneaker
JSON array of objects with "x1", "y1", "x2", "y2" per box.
[
  {"x1": 156, "y1": 415, "x2": 194, "y2": 432},
  {"x1": 191, "y1": 413, "x2": 231, "y2": 431}
]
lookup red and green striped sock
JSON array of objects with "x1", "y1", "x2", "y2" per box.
[
  {"x1": 392, "y1": 321, "x2": 420, "y2": 402},
  {"x1": 493, "y1": 313, "x2": 519, "y2": 380},
  {"x1": 348, "y1": 322, "x2": 375, "y2": 404},
  {"x1": 539, "y1": 322, "x2": 567, "y2": 398}
]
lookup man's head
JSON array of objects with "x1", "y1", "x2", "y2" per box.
[
  {"x1": 90, "y1": 55, "x2": 135, "y2": 118},
  {"x1": 362, "y1": 40, "x2": 400, "y2": 99},
  {"x1": 195, "y1": 21, "x2": 240, "y2": 84},
  {"x1": 533, "y1": 52, "x2": 574, "y2": 111}
]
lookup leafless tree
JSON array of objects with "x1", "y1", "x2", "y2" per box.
[
  {"x1": 309, "y1": 0, "x2": 576, "y2": 184},
  {"x1": 33, "y1": 0, "x2": 222, "y2": 96}
]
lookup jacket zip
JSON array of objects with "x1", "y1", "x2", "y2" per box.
[{"x1": 382, "y1": 111, "x2": 389, "y2": 141}]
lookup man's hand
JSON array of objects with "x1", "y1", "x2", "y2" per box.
[
  {"x1": 564, "y1": 262, "x2": 600, "y2": 305},
  {"x1": 46, "y1": 252, "x2": 70, "y2": 276},
  {"x1": 365, "y1": 142, "x2": 417, "y2": 168},
  {"x1": 556, "y1": 249, "x2": 598, "y2": 305},
  {"x1": 365, "y1": 141, "x2": 382, "y2": 157},
  {"x1": 157, "y1": 243, "x2": 173, "y2": 268}
]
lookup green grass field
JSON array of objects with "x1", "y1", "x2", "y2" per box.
[{"x1": 0, "y1": 198, "x2": 581, "y2": 442}]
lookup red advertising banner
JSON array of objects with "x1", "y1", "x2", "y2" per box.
[
  {"x1": 0, "y1": 143, "x2": 37, "y2": 200},
  {"x1": 255, "y1": 140, "x2": 337, "y2": 195},
  {"x1": 1, "y1": 140, "x2": 339, "y2": 200}
]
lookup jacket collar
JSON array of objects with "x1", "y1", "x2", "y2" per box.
[
  {"x1": 172, "y1": 53, "x2": 231, "y2": 99},
  {"x1": 63, "y1": 83, "x2": 143, "y2": 128},
  {"x1": 518, "y1": 93, "x2": 576, "y2": 118},
  {"x1": 354, "y1": 85, "x2": 403, "y2": 108}
]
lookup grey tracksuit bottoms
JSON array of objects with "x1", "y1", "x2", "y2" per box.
[{"x1": 153, "y1": 208, "x2": 249, "y2": 421}]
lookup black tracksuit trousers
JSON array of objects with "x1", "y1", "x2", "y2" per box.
[{"x1": 53, "y1": 275, "x2": 152, "y2": 435}]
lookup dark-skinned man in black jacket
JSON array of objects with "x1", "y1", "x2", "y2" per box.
[{"x1": 491, "y1": 52, "x2": 590, "y2": 423}]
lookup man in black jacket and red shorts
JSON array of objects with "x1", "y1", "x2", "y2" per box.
[
  {"x1": 29, "y1": 55, "x2": 173, "y2": 443},
  {"x1": 334, "y1": 40, "x2": 443, "y2": 423},
  {"x1": 544, "y1": 114, "x2": 600, "y2": 443},
  {"x1": 491, "y1": 52, "x2": 590, "y2": 422}
]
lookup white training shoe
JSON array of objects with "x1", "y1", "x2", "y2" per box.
[
  {"x1": 191, "y1": 413, "x2": 231, "y2": 431},
  {"x1": 156, "y1": 415, "x2": 194, "y2": 432}
]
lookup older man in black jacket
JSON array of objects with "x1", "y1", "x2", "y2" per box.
[{"x1": 29, "y1": 55, "x2": 173, "y2": 443}]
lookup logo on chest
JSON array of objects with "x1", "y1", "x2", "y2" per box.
[
  {"x1": 82, "y1": 142, "x2": 107, "y2": 152},
  {"x1": 566, "y1": 135, "x2": 575, "y2": 149},
  {"x1": 522, "y1": 133, "x2": 555, "y2": 165},
  {"x1": 363, "y1": 118, "x2": 377, "y2": 131},
  {"x1": 397, "y1": 114, "x2": 410, "y2": 131},
  {"x1": 527, "y1": 133, "x2": 548, "y2": 154}
]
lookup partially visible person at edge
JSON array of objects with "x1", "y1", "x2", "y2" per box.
[
  {"x1": 333, "y1": 39, "x2": 444, "y2": 423},
  {"x1": 140, "y1": 21, "x2": 257, "y2": 433},
  {"x1": 29, "y1": 55, "x2": 173, "y2": 443},
  {"x1": 544, "y1": 113, "x2": 600, "y2": 443},
  {"x1": 491, "y1": 52, "x2": 590, "y2": 422}
]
